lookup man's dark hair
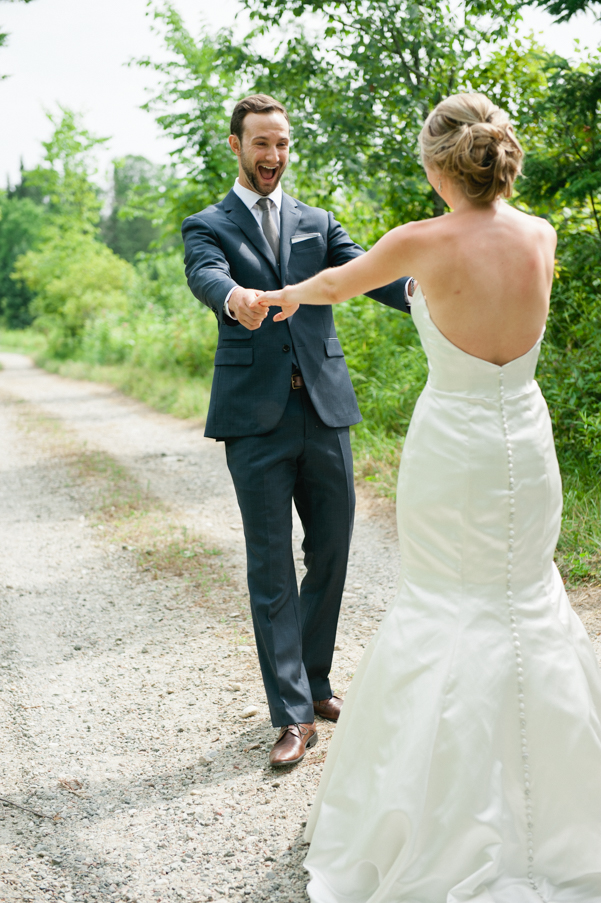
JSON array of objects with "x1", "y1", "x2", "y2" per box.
[{"x1": 230, "y1": 94, "x2": 289, "y2": 142}]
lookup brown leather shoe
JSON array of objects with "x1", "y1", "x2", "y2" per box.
[
  {"x1": 269, "y1": 722, "x2": 318, "y2": 767},
  {"x1": 313, "y1": 695, "x2": 343, "y2": 722}
]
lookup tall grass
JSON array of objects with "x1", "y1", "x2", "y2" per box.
[
  {"x1": 43, "y1": 358, "x2": 213, "y2": 421},
  {"x1": 556, "y1": 469, "x2": 601, "y2": 585},
  {"x1": 0, "y1": 327, "x2": 47, "y2": 356}
]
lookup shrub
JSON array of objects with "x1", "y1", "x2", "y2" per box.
[{"x1": 15, "y1": 230, "x2": 133, "y2": 359}]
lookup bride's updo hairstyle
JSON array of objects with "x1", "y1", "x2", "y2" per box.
[{"x1": 419, "y1": 93, "x2": 523, "y2": 204}]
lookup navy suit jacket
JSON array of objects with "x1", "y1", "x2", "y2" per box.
[{"x1": 182, "y1": 189, "x2": 409, "y2": 438}]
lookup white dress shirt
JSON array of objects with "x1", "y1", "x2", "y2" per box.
[{"x1": 233, "y1": 178, "x2": 282, "y2": 232}]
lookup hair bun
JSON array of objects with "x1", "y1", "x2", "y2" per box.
[{"x1": 419, "y1": 93, "x2": 523, "y2": 204}]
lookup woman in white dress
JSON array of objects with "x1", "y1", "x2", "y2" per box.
[{"x1": 255, "y1": 93, "x2": 601, "y2": 902}]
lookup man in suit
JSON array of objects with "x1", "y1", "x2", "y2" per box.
[{"x1": 182, "y1": 94, "x2": 410, "y2": 767}]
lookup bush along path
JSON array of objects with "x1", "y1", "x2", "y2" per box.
[
  {"x1": 0, "y1": 354, "x2": 600, "y2": 903},
  {"x1": 0, "y1": 353, "x2": 405, "y2": 903}
]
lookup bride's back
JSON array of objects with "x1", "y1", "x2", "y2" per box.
[{"x1": 412, "y1": 93, "x2": 556, "y2": 367}]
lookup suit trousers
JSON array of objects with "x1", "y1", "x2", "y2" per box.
[{"x1": 224, "y1": 385, "x2": 355, "y2": 727}]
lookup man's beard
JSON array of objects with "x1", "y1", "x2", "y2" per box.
[{"x1": 240, "y1": 150, "x2": 287, "y2": 196}]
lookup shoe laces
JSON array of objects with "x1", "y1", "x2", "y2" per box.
[{"x1": 278, "y1": 723, "x2": 310, "y2": 741}]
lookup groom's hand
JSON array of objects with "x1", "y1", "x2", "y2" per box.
[
  {"x1": 252, "y1": 290, "x2": 299, "y2": 322},
  {"x1": 228, "y1": 288, "x2": 268, "y2": 330}
]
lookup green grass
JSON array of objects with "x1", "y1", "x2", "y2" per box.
[
  {"x1": 0, "y1": 328, "x2": 212, "y2": 421},
  {"x1": 41, "y1": 359, "x2": 212, "y2": 421},
  {"x1": 350, "y1": 424, "x2": 403, "y2": 498},
  {"x1": 0, "y1": 326, "x2": 47, "y2": 356},
  {"x1": 556, "y1": 468, "x2": 601, "y2": 585}
]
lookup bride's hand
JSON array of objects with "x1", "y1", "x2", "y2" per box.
[{"x1": 251, "y1": 290, "x2": 300, "y2": 322}]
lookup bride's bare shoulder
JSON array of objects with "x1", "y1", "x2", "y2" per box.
[
  {"x1": 502, "y1": 204, "x2": 556, "y2": 244},
  {"x1": 385, "y1": 216, "x2": 449, "y2": 246},
  {"x1": 530, "y1": 213, "x2": 556, "y2": 246}
]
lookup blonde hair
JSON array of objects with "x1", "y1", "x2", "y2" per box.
[{"x1": 419, "y1": 93, "x2": 523, "y2": 204}]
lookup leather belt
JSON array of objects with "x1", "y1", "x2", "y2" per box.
[{"x1": 291, "y1": 371, "x2": 305, "y2": 390}]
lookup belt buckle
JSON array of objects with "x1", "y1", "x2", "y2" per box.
[{"x1": 291, "y1": 372, "x2": 303, "y2": 390}]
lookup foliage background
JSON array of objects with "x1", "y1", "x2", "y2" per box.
[{"x1": 1, "y1": 0, "x2": 600, "y2": 581}]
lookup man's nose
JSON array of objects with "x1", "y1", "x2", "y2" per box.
[{"x1": 263, "y1": 145, "x2": 279, "y2": 163}]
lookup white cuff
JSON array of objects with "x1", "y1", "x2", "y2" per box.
[{"x1": 223, "y1": 286, "x2": 238, "y2": 320}]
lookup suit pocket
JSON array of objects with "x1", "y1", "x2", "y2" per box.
[
  {"x1": 324, "y1": 337, "x2": 344, "y2": 358},
  {"x1": 291, "y1": 232, "x2": 321, "y2": 245},
  {"x1": 291, "y1": 235, "x2": 324, "y2": 253},
  {"x1": 221, "y1": 324, "x2": 253, "y2": 340},
  {"x1": 215, "y1": 347, "x2": 253, "y2": 366}
]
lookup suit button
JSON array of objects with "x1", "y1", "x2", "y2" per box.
[{"x1": 282, "y1": 344, "x2": 290, "y2": 353}]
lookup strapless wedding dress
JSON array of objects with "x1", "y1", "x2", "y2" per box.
[{"x1": 304, "y1": 287, "x2": 601, "y2": 903}]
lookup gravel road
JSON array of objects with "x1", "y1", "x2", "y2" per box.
[{"x1": 0, "y1": 353, "x2": 402, "y2": 903}]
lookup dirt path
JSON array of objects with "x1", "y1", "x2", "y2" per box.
[{"x1": 0, "y1": 354, "x2": 401, "y2": 903}]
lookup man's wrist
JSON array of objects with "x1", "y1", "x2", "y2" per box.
[{"x1": 224, "y1": 286, "x2": 239, "y2": 320}]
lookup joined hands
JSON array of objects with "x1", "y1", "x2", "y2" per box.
[
  {"x1": 250, "y1": 290, "x2": 300, "y2": 322},
  {"x1": 228, "y1": 288, "x2": 269, "y2": 330}
]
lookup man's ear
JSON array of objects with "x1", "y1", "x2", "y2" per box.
[{"x1": 228, "y1": 134, "x2": 241, "y2": 156}]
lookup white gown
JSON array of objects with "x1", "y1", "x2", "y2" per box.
[{"x1": 304, "y1": 287, "x2": 601, "y2": 903}]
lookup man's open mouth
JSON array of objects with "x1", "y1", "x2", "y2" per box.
[{"x1": 258, "y1": 165, "x2": 277, "y2": 182}]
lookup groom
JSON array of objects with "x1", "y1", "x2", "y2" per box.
[{"x1": 182, "y1": 94, "x2": 410, "y2": 767}]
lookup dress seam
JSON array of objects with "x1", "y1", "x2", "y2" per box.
[{"x1": 499, "y1": 372, "x2": 546, "y2": 902}]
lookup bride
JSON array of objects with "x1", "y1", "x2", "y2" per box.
[{"x1": 254, "y1": 93, "x2": 601, "y2": 902}]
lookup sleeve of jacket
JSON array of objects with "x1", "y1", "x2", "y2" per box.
[
  {"x1": 182, "y1": 213, "x2": 238, "y2": 327},
  {"x1": 326, "y1": 212, "x2": 410, "y2": 314}
]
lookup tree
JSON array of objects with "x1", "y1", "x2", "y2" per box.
[
  {"x1": 0, "y1": 110, "x2": 110, "y2": 332},
  {"x1": 511, "y1": 53, "x2": 601, "y2": 469},
  {"x1": 524, "y1": 0, "x2": 600, "y2": 22},
  {"x1": 0, "y1": 191, "x2": 44, "y2": 327},
  {"x1": 0, "y1": 158, "x2": 47, "y2": 327},
  {"x1": 24, "y1": 107, "x2": 108, "y2": 233},
  {"x1": 520, "y1": 55, "x2": 601, "y2": 238},
  {"x1": 15, "y1": 230, "x2": 133, "y2": 357},
  {"x1": 7, "y1": 159, "x2": 44, "y2": 204},
  {"x1": 13, "y1": 110, "x2": 133, "y2": 357},
  {"x1": 237, "y1": 0, "x2": 527, "y2": 221},
  {"x1": 141, "y1": 1, "x2": 549, "y2": 236},
  {"x1": 135, "y1": 4, "x2": 239, "y2": 238},
  {"x1": 101, "y1": 156, "x2": 161, "y2": 262}
]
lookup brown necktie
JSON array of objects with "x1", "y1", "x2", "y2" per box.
[{"x1": 256, "y1": 197, "x2": 280, "y2": 264}]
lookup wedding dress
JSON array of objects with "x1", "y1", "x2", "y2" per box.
[{"x1": 304, "y1": 286, "x2": 601, "y2": 903}]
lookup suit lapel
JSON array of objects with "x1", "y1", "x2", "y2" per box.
[
  {"x1": 279, "y1": 193, "x2": 301, "y2": 287},
  {"x1": 222, "y1": 189, "x2": 280, "y2": 279}
]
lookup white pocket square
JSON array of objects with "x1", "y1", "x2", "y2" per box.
[{"x1": 291, "y1": 232, "x2": 321, "y2": 244}]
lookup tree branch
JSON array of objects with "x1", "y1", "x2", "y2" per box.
[{"x1": 589, "y1": 189, "x2": 601, "y2": 241}]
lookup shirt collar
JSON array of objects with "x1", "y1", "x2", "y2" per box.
[{"x1": 233, "y1": 178, "x2": 283, "y2": 212}]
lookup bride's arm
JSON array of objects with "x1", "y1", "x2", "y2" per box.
[{"x1": 253, "y1": 223, "x2": 420, "y2": 321}]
